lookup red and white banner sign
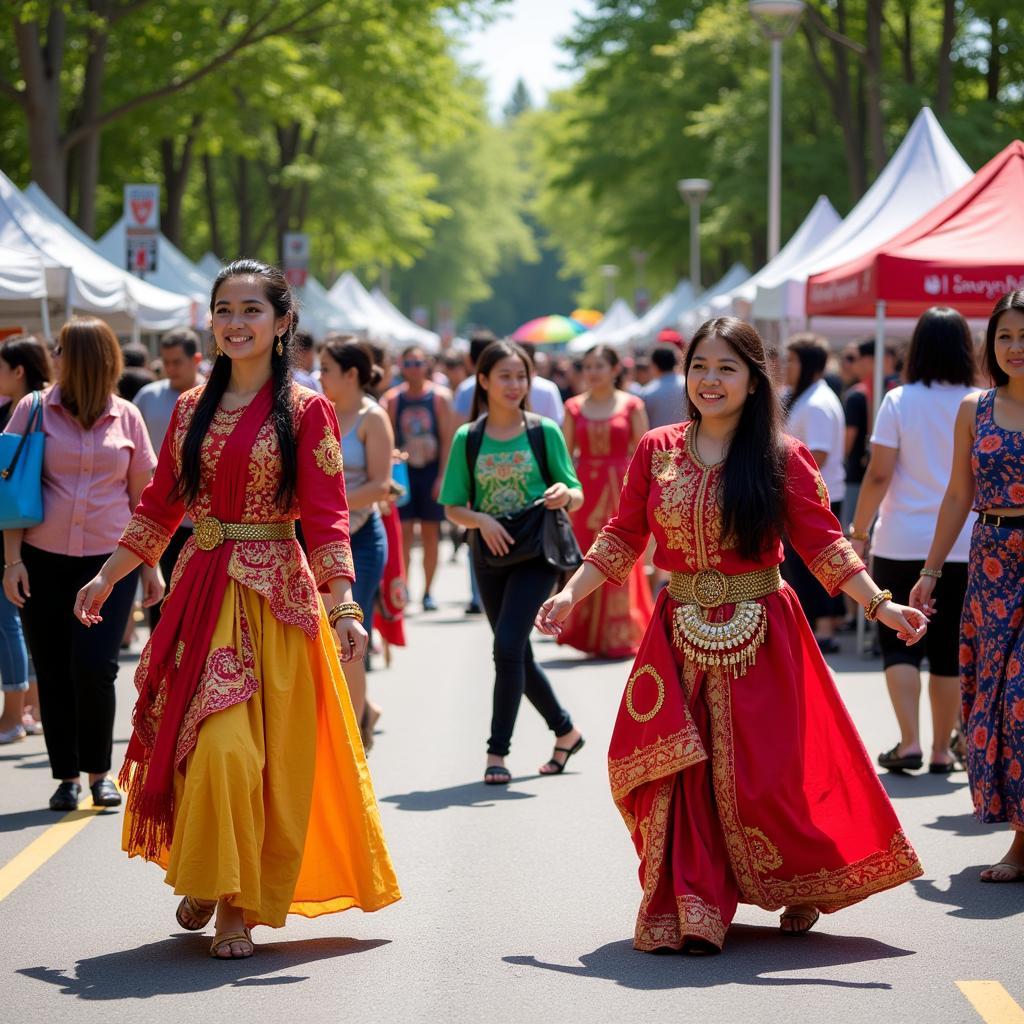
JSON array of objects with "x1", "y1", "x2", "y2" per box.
[
  {"x1": 124, "y1": 184, "x2": 160, "y2": 230},
  {"x1": 283, "y1": 232, "x2": 310, "y2": 289}
]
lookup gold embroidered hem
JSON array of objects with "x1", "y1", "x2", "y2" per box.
[
  {"x1": 634, "y1": 895, "x2": 727, "y2": 951},
  {"x1": 119, "y1": 513, "x2": 173, "y2": 567},
  {"x1": 807, "y1": 537, "x2": 864, "y2": 596},
  {"x1": 308, "y1": 540, "x2": 356, "y2": 589},
  {"x1": 584, "y1": 529, "x2": 640, "y2": 586},
  {"x1": 608, "y1": 727, "x2": 707, "y2": 802},
  {"x1": 228, "y1": 541, "x2": 322, "y2": 639}
]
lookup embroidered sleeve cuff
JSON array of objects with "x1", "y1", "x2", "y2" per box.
[
  {"x1": 309, "y1": 540, "x2": 355, "y2": 589},
  {"x1": 584, "y1": 530, "x2": 641, "y2": 587},
  {"x1": 118, "y1": 513, "x2": 172, "y2": 567},
  {"x1": 807, "y1": 537, "x2": 865, "y2": 596}
]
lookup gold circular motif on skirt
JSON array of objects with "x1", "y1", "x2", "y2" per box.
[{"x1": 625, "y1": 663, "x2": 666, "y2": 723}]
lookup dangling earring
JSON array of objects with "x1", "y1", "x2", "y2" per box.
[
  {"x1": 215, "y1": 344, "x2": 224, "y2": 358},
  {"x1": 275, "y1": 336, "x2": 284, "y2": 357}
]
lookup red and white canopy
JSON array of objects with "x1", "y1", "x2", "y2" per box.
[{"x1": 806, "y1": 140, "x2": 1024, "y2": 319}]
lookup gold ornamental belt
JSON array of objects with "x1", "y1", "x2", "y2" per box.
[
  {"x1": 193, "y1": 515, "x2": 296, "y2": 551},
  {"x1": 666, "y1": 565, "x2": 782, "y2": 678}
]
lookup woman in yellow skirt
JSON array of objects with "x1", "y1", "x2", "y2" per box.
[{"x1": 75, "y1": 259, "x2": 400, "y2": 959}]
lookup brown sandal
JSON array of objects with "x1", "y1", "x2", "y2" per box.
[
  {"x1": 210, "y1": 926, "x2": 254, "y2": 959},
  {"x1": 175, "y1": 895, "x2": 216, "y2": 931}
]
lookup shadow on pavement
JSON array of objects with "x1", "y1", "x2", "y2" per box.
[
  {"x1": 910, "y1": 864, "x2": 1021, "y2": 919},
  {"x1": 0, "y1": 749, "x2": 50, "y2": 770},
  {"x1": 382, "y1": 779, "x2": 537, "y2": 811},
  {"x1": 878, "y1": 771, "x2": 969, "y2": 800},
  {"x1": 537, "y1": 656, "x2": 631, "y2": 670},
  {"x1": 0, "y1": 806, "x2": 117, "y2": 834},
  {"x1": 17, "y1": 935, "x2": 390, "y2": 999},
  {"x1": 504, "y1": 925, "x2": 913, "y2": 989},
  {"x1": 922, "y1": 812, "x2": 992, "y2": 837}
]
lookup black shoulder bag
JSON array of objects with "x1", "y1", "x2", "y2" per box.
[{"x1": 465, "y1": 413, "x2": 583, "y2": 573}]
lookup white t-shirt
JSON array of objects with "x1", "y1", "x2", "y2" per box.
[
  {"x1": 786, "y1": 378, "x2": 846, "y2": 503},
  {"x1": 453, "y1": 374, "x2": 565, "y2": 424},
  {"x1": 870, "y1": 382, "x2": 977, "y2": 562}
]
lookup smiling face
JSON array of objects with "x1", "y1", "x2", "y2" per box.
[
  {"x1": 993, "y1": 308, "x2": 1024, "y2": 381},
  {"x1": 211, "y1": 276, "x2": 290, "y2": 368},
  {"x1": 686, "y1": 333, "x2": 754, "y2": 424},
  {"x1": 480, "y1": 354, "x2": 530, "y2": 412}
]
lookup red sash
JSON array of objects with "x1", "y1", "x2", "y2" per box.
[
  {"x1": 375, "y1": 503, "x2": 407, "y2": 647},
  {"x1": 121, "y1": 381, "x2": 274, "y2": 858}
]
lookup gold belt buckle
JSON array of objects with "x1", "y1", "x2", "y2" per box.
[
  {"x1": 194, "y1": 516, "x2": 225, "y2": 551},
  {"x1": 692, "y1": 568, "x2": 728, "y2": 608}
]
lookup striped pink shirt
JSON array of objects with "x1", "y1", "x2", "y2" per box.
[{"x1": 5, "y1": 385, "x2": 157, "y2": 557}]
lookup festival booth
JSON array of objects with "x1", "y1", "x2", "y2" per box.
[
  {"x1": 294, "y1": 275, "x2": 359, "y2": 339},
  {"x1": 567, "y1": 298, "x2": 638, "y2": 352},
  {"x1": 603, "y1": 279, "x2": 697, "y2": 348},
  {"x1": 370, "y1": 287, "x2": 441, "y2": 352},
  {"x1": 326, "y1": 271, "x2": 399, "y2": 340},
  {"x1": 0, "y1": 172, "x2": 192, "y2": 336},
  {"x1": 696, "y1": 196, "x2": 841, "y2": 323},
  {"x1": 96, "y1": 214, "x2": 212, "y2": 327},
  {"x1": 0, "y1": 245, "x2": 51, "y2": 334},
  {"x1": 678, "y1": 262, "x2": 752, "y2": 336},
  {"x1": 198, "y1": 252, "x2": 223, "y2": 279},
  {"x1": 751, "y1": 108, "x2": 973, "y2": 339},
  {"x1": 806, "y1": 139, "x2": 1024, "y2": 412}
]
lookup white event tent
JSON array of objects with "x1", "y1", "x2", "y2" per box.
[
  {"x1": 0, "y1": 172, "x2": 192, "y2": 335},
  {"x1": 327, "y1": 271, "x2": 397, "y2": 338},
  {"x1": 567, "y1": 298, "x2": 638, "y2": 353},
  {"x1": 751, "y1": 108, "x2": 972, "y2": 335},
  {"x1": 370, "y1": 287, "x2": 441, "y2": 352},
  {"x1": 678, "y1": 263, "x2": 752, "y2": 335},
  {"x1": 695, "y1": 196, "x2": 841, "y2": 324},
  {"x1": 198, "y1": 252, "x2": 223, "y2": 279},
  {"x1": 0, "y1": 245, "x2": 51, "y2": 334},
  {"x1": 602, "y1": 279, "x2": 697, "y2": 348},
  {"x1": 96, "y1": 214, "x2": 212, "y2": 325},
  {"x1": 295, "y1": 275, "x2": 357, "y2": 339}
]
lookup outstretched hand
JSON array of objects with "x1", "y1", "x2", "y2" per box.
[
  {"x1": 535, "y1": 589, "x2": 576, "y2": 636},
  {"x1": 876, "y1": 601, "x2": 928, "y2": 646},
  {"x1": 75, "y1": 574, "x2": 114, "y2": 627}
]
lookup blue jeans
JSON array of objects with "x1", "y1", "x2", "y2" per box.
[
  {"x1": 350, "y1": 512, "x2": 387, "y2": 635},
  {"x1": 0, "y1": 588, "x2": 29, "y2": 692}
]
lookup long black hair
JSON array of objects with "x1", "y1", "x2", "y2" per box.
[
  {"x1": 470, "y1": 340, "x2": 533, "y2": 420},
  {"x1": 684, "y1": 317, "x2": 786, "y2": 561},
  {"x1": 176, "y1": 259, "x2": 298, "y2": 508},
  {"x1": 321, "y1": 336, "x2": 384, "y2": 392},
  {"x1": 984, "y1": 290, "x2": 1024, "y2": 387}
]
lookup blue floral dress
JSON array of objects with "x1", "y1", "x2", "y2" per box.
[{"x1": 960, "y1": 389, "x2": 1024, "y2": 827}]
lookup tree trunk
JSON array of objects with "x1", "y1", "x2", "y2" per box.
[
  {"x1": 986, "y1": 16, "x2": 1001, "y2": 103},
  {"x1": 13, "y1": 12, "x2": 67, "y2": 206},
  {"x1": 202, "y1": 154, "x2": 222, "y2": 257},
  {"x1": 864, "y1": 0, "x2": 886, "y2": 176},
  {"x1": 237, "y1": 157, "x2": 252, "y2": 256},
  {"x1": 900, "y1": 6, "x2": 914, "y2": 85},
  {"x1": 160, "y1": 114, "x2": 202, "y2": 247},
  {"x1": 72, "y1": 18, "x2": 110, "y2": 236},
  {"x1": 935, "y1": 0, "x2": 956, "y2": 115}
]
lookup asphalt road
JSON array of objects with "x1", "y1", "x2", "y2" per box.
[{"x1": 1, "y1": 550, "x2": 1021, "y2": 1024}]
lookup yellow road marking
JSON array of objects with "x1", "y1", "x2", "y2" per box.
[
  {"x1": 0, "y1": 798, "x2": 111, "y2": 904},
  {"x1": 958, "y1": 982, "x2": 1024, "y2": 1024}
]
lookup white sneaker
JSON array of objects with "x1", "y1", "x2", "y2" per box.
[
  {"x1": 22, "y1": 717, "x2": 43, "y2": 735},
  {"x1": 0, "y1": 724, "x2": 26, "y2": 744}
]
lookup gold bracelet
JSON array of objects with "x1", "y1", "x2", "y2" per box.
[
  {"x1": 847, "y1": 526, "x2": 870, "y2": 542},
  {"x1": 328, "y1": 601, "x2": 364, "y2": 626},
  {"x1": 864, "y1": 589, "x2": 893, "y2": 622},
  {"x1": 919, "y1": 567, "x2": 942, "y2": 579},
  {"x1": 3, "y1": 559, "x2": 23, "y2": 570}
]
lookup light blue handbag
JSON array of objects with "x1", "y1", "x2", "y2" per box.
[{"x1": 0, "y1": 391, "x2": 45, "y2": 529}]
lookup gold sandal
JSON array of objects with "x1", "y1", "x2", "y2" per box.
[
  {"x1": 779, "y1": 906, "x2": 820, "y2": 936},
  {"x1": 175, "y1": 895, "x2": 216, "y2": 932},
  {"x1": 210, "y1": 926, "x2": 254, "y2": 959}
]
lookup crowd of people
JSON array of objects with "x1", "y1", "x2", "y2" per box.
[{"x1": 1, "y1": 265, "x2": 1022, "y2": 958}]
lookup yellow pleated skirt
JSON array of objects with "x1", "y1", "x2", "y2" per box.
[{"x1": 123, "y1": 581, "x2": 401, "y2": 928}]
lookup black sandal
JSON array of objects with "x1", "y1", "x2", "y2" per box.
[
  {"x1": 877, "y1": 744, "x2": 923, "y2": 772},
  {"x1": 542, "y1": 735, "x2": 585, "y2": 775},
  {"x1": 483, "y1": 765, "x2": 511, "y2": 786},
  {"x1": 681, "y1": 938, "x2": 720, "y2": 956}
]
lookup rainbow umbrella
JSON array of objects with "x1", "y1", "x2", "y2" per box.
[
  {"x1": 512, "y1": 315, "x2": 587, "y2": 344},
  {"x1": 571, "y1": 308, "x2": 603, "y2": 329}
]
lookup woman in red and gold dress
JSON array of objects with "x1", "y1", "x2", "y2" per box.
[
  {"x1": 74, "y1": 260, "x2": 400, "y2": 960},
  {"x1": 537, "y1": 317, "x2": 926, "y2": 954},
  {"x1": 559, "y1": 345, "x2": 652, "y2": 658}
]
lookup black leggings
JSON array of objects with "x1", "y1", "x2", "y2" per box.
[
  {"x1": 474, "y1": 555, "x2": 573, "y2": 757},
  {"x1": 20, "y1": 544, "x2": 139, "y2": 780}
]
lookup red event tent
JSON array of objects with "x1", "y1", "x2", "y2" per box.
[{"x1": 806, "y1": 140, "x2": 1024, "y2": 319}]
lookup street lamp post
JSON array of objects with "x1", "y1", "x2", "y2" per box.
[
  {"x1": 599, "y1": 264, "x2": 619, "y2": 309},
  {"x1": 749, "y1": 0, "x2": 805, "y2": 260},
  {"x1": 677, "y1": 178, "x2": 712, "y2": 292}
]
